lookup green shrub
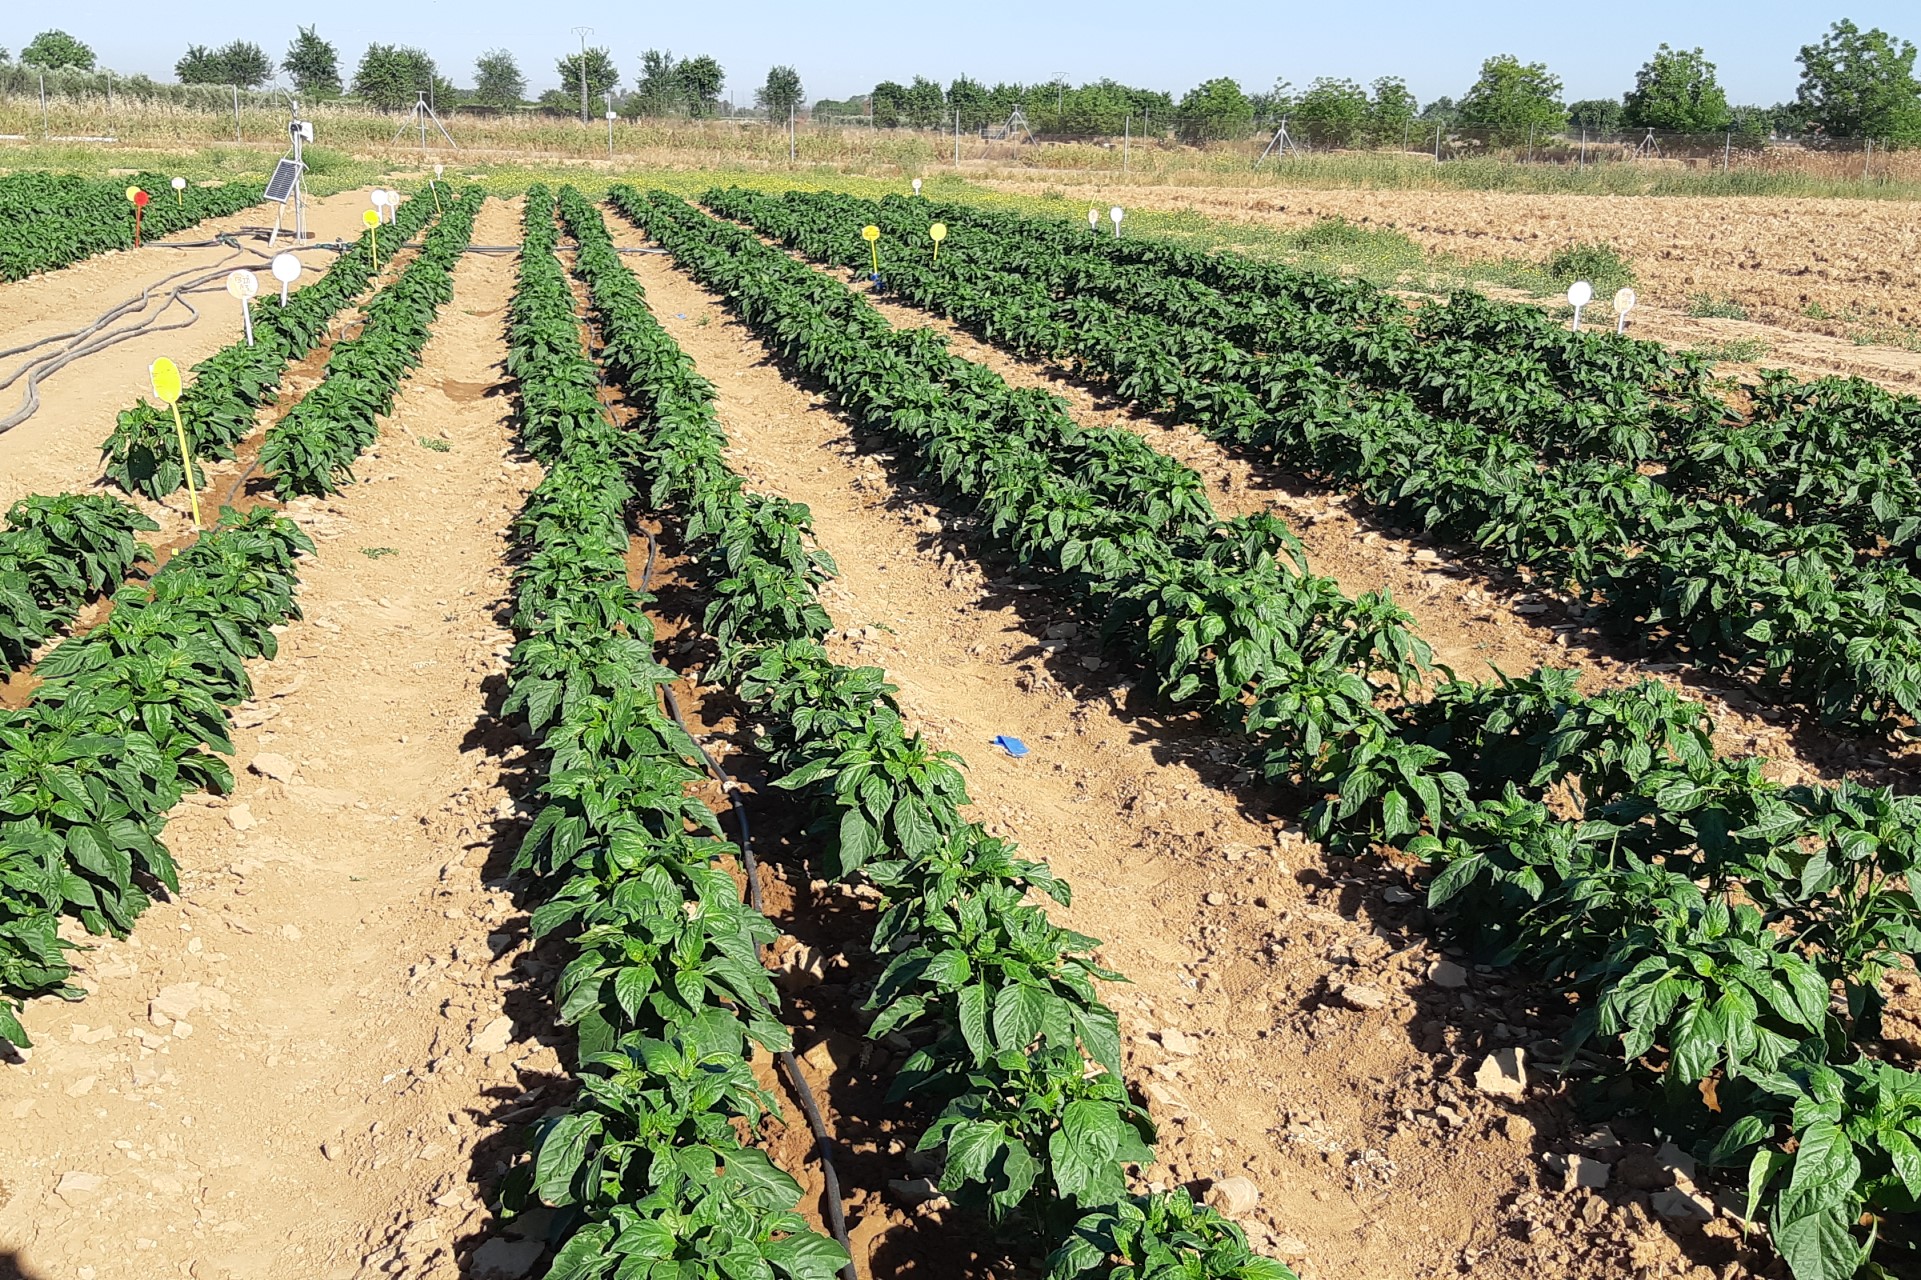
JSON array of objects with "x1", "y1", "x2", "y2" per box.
[
  {"x1": 1686, "y1": 293, "x2": 1749, "y2": 320},
  {"x1": 1544, "y1": 241, "x2": 1635, "y2": 294}
]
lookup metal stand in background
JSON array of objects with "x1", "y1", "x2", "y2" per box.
[
  {"x1": 1632, "y1": 127, "x2": 1661, "y2": 161},
  {"x1": 987, "y1": 107, "x2": 1034, "y2": 145},
  {"x1": 392, "y1": 91, "x2": 458, "y2": 154},
  {"x1": 266, "y1": 110, "x2": 312, "y2": 246},
  {"x1": 1254, "y1": 117, "x2": 1300, "y2": 166}
]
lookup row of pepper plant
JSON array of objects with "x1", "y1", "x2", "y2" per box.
[
  {"x1": 617, "y1": 185, "x2": 1921, "y2": 1280},
  {"x1": 487, "y1": 186, "x2": 849, "y2": 1280},
  {"x1": 0, "y1": 170, "x2": 261, "y2": 280},
  {"x1": 706, "y1": 188, "x2": 1921, "y2": 739},
  {"x1": 884, "y1": 193, "x2": 1921, "y2": 562},
  {"x1": 257, "y1": 189, "x2": 481, "y2": 498},
  {"x1": 0, "y1": 493, "x2": 159, "y2": 669},
  {"x1": 102, "y1": 192, "x2": 440, "y2": 500},
  {"x1": 560, "y1": 181, "x2": 1293, "y2": 1280},
  {"x1": 0, "y1": 504, "x2": 314, "y2": 1046}
]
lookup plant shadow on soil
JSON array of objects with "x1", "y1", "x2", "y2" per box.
[
  {"x1": 432, "y1": 381, "x2": 1015, "y2": 1277},
  {"x1": 751, "y1": 355, "x2": 1775, "y2": 1276}
]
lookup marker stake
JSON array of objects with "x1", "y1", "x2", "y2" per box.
[
  {"x1": 364, "y1": 208, "x2": 381, "y2": 271},
  {"x1": 271, "y1": 252, "x2": 302, "y2": 306},
  {"x1": 1567, "y1": 281, "x2": 1593, "y2": 333},
  {"x1": 226, "y1": 270, "x2": 258, "y2": 346},
  {"x1": 149, "y1": 358, "x2": 201, "y2": 528},
  {"x1": 929, "y1": 222, "x2": 948, "y2": 263},
  {"x1": 861, "y1": 224, "x2": 881, "y2": 278}
]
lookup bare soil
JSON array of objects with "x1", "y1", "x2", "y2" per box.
[
  {"x1": 0, "y1": 189, "x2": 384, "y2": 511},
  {"x1": 608, "y1": 221, "x2": 1776, "y2": 1280},
  {"x1": 0, "y1": 197, "x2": 543, "y2": 1280},
  {"x1": 978, "y1": 179, "x2": 1921, "y2": 390}
]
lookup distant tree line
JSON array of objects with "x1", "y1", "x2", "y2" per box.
[
  {"x1": 6, "y1": 18, "x2": 1919, "y2": 144},
  {"x1": 852, "y1": 18, "x2": 1921, "y2": 144}
]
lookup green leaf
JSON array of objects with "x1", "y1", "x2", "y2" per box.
[
  {"x1": 991, "y1": 982, "x2": 1049, "y2": 1052},
  {"x1": 534, "y1": 1112, "x2": 604, "y2": 1207}
]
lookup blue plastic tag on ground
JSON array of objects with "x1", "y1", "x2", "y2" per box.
[{"x1": 991, "y1": 735, "x2": 1029, "y2": 758}]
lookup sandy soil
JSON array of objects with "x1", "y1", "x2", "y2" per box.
[
  {"x1": 979, "y1": 179, "x2": 1921, "y2": 390},
  {"x1": 0, "y1": 197, "x2": 543, "y2": 1280},
  {"x1": 610, "y1": 223, "x2": 1772, "y2": 1280},
  {"x1": 0, "y1": 188, "x2": 383, "y2": 511}
]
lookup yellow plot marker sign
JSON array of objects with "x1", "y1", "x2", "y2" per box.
[
  {"x1": 861, "y1": 223, "x2": 881, "y2": 277},
  {"x1": 149, "y1": 358, "x2": 202, "y2": 528},
  {"x1": 929, "y1": 222, "x2": 947, "y2": 263},
  {"x1": 364, "y1": 207, "x2": 382, "y2": 271}
]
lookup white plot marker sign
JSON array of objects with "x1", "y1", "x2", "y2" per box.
[
  {"x1": 271, "y1": 251, "x2": 302, "y2": 306},
  {"x1": 1109, "y1": 206, "x2": 1124, "y2": 238},
  {"x1": 1088, "y1": 207, "x2": 1100, "y2": 232},
  {"x1": 170, "y1": 175, "x2": 186, "y2": 207},
  {"x1": 1567, "y1": 280, "x2": 1593, "y2": 332},
  {"x1": 1613, "y1": 286, "x2": 1637, "y2": 334},
  {"x1": 226, "y1": 269, "x2": 259, "y2": 345},
  {"x1": 912, "y1": 177, "x2": 923, "y2": 196}
]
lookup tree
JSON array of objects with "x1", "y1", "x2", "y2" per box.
[
  {"x1": 283, "y1": 26, "x2": 340, "y2": 96},
  {"x1": 1178, "y1": 77, "x2": 1253, "y2": 142},
  {"x1": 556, "y1": 46, "x2": 619, "y2": 118},
  {"x1": 1793, "y1": 19, "x2": 1921, "y2": 140},
  {"x1": 810, "y1": 95, "x2": 867, "y2": 123},
  {"x1": 901, "y1": 75, "x2": 945, "y2": 128},
  {"x1": 1622, "y1": 44, "x2": 1729, "y2": 132},
  {"x1": 472, "y1": 49, "x2": 525, "y2": 109},
  {"x1": 176, "y1": 45, "x2": 222, "y2": 84},
  {"x1": 353, "y1": 44, "x2": 443, "y2": 111},
  {"x1": 1568, "y1": 98, "x2": 1623, "y2": 131},
  {"x1": 1728, "y1": 104, "x2": 1777, "y2": 141},
  {"x1": 1367, "y1": 76, "x2": 1419, "y2": 146},
  {"x1": 676, "y1": 55, "x2": 724, "y2": 118},
  {"x1": 1293, "y1": 77, "x2": 1369, "y2": 147},
  {"x1": 1419, "y1": 95, "x2": 1460, "y2": 124},
  {"x1": 946, "y1": 76, "x2": 992, "y2": 131},
  {"x1": 21, "y1": 30, "x2": 95, "y2": 71},
  {"x1": 1249, "y1": 78, "x2": 1294, "y2": 129},
  {"x1": 178, "y1": 40, "x2": 271, "y2": 87},
  {"x1": 629, "y1": 50, "x2": 683, "y2": 116},
  {"x1": 870, "y1": 80, "x2": 907, "y2": 127},
  {"x1": 1458, "y1": 54, "x2": 1566, "y2": 144},
  {"x1": 757, "y1": 65, "x2": 803, "y2": 120}
]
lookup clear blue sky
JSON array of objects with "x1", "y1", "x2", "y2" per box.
[{"x1": 11, "y1": 1, "x2": 1918, "y2": 107}]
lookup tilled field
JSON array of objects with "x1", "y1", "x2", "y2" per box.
[
  {"x1": 978, "y1": 179, "x2": 1921, "y2": 390},
  {"x1": 0, "y1": 181, "x2": 1914, "y2": 1280}
]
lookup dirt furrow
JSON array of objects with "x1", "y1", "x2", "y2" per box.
[
  {"x1": 611, "y1": 221, "x2": 1753, "y2": 1280},
  {"x1": 0, "y1": 189, "x2": 383, "y2": 510},
  {"x1": 825, "y1": 277, "x2": 1880, "y2": 789},
  {"x1": 0, "y1": 196, "x2": 543, "y2": 1280}
]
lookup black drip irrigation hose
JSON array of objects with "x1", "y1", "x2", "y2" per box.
[{"x1": 637, "y1": 526, "x2": 861, "y2": 1280}]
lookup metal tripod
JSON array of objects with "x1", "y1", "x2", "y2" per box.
[
  {"x1": 391, "y1": 91, "x2": 458, "y2": 153},
  {"x1": 1255, "y1": 118, "x2": 1300, "y2": 166}
]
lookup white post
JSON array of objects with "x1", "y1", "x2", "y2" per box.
[
  {"x1": 789, "y1": 101, "x2": 796, "y2": 163},
  {"x1": 954, "y1": 109, "x2": 960, "y2": 166},
  {"x1": 1124, "y1": 113, "x2": 1130, "y2": 172},
  {"x1": 1433, "y1": 124, "x2": 1441, "y2": 162},
  {"x1": 1724, "y1": 130, "x2": 1731, "y2": 172},
  {"x1": 106, "y1": 70, "x2": 112, "y2": 108},
  {"x1": 233, "y1": 84, "x2": 240, "y2": 140},
  {"x1": 39, "y1": 72, "x2": 47, "y2": 139}
]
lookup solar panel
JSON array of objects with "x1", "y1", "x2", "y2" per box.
[{"x1": 264, "y1": 158, "x2": 303, "y2": 203}]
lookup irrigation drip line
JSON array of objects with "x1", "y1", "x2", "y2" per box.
[
  {"x1": 638, "y1": 526, "x2": 861, "y2": 1280},
  {"x1": 0, "y1": 256, "x2": 248, "y2": 433}
]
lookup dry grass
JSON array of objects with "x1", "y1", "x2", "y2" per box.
[{"x1": 5, "y1": 97, "x2": 1921, "y2": 199}]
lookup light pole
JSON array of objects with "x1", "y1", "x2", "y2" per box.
[{"x1": 572, "y1": 25, "x2": 593, "y2": 125}]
